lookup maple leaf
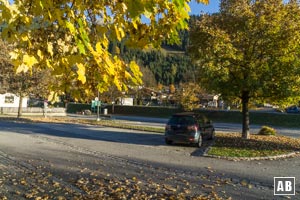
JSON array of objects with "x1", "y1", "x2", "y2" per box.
[{"x1": 76, "y1": 63, "x2": 86, "y2": 84}]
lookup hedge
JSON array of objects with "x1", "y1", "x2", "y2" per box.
[
  {"x1": 66, "y1": 103, "x2": 181, "y2": 118},
  {"x1": 66, "y1": 103, "x2": 300, "y2": 128}
]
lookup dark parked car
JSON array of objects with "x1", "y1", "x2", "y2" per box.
[
  {"x1": 164, "y1": 112, "x2": 215, "y2": 147},
  {"x1": 285, "y1": 105, "x2": 300, "y2": 113}
]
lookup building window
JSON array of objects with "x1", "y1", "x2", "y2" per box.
[{"x1": 5, "y1": 96, "x2": 14, "y2": 104}]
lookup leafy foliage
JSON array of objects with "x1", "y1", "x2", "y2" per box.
[
  {"x1": 258, "y1": 126, "x2": 277, "y2": 136},
  {"x1": 189, "y1": 0, "x2": 300, "y2": 138},
  {"x1": 176, "y1": 82, "x2": 204, "y2": 111},
  {"x1": 120, "y1": 48, "x2": 195, "y2": 86},
  {"x1": 0, "y1": 0, "x2": 208, "y2": 99},
  {"x1": 0, "y1": 39, "x2": 12, "y2": 93},
  {"x1": 0, "y1": 39, "x2": 52, "y2": 116}
]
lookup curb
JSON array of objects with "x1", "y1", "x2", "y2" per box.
[{"x1": 203, "y1": 145, "x2": 300, "y2": 161}]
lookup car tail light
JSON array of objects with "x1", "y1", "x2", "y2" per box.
[{"x1": 187, "y1": 125, "x2": 197, "y2": 132}]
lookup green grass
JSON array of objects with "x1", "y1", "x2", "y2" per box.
[
  {"x1": 17, "y1": 117, "x2": 166, "y2": 134},
  {"x1": 87, "y1": 119, "x2": 165, "y2": 133},
  {"x1": 209, "y1": 147, "x2": 292, "y2": 158},
  {"x1": 208, "y1": 133, "x2": 300, "y2": 158},
  {"x1": 0, "y1": 116, "x2": 165, "y2": 133}
]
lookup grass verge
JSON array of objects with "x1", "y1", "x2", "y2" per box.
[
  {"x1": 208, "y1": 133, "x2": 300, "y2": 158},
  {"x1": 7, "y1": 116, "x2": 166, "y2": 133},
  {"x1": 84, "y1": 119, "x2": 165, "y2": 133}
]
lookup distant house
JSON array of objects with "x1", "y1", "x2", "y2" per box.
[
  {"x1": 200, "y1": 94, "x2": 219, "y2": 108},
  {"x1": 116, "y1": 97, "x2": 134, "y2": 106},
  {"x1": 0, "y1": 93, "x2": 28, "y2": 108}
]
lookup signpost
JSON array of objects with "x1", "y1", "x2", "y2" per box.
[
  {"x1": 43, "y1": 100, "x2": 48, "y2": 118},
  {"x1": 95, "y1": 93, "x2": 101, "y2": 121}
]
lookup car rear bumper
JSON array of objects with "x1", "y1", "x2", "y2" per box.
[{"x1": 165, "y1": 134, "x2": 198, "y2": 144}]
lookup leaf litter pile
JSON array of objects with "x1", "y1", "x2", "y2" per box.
[
  {"x1": 0, "y1": 160, "x2": 229, "y2": 200},
  {"x1": 209, "y1": 133, "x2": 300, "y2": 158}
]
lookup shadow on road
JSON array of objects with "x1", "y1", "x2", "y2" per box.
[
  {"x1": 0, "y1": 120, "x2": 167, "y2": 147},
  {"x1": 0, "y1": 120, "x2": 215, "y2": 157}
]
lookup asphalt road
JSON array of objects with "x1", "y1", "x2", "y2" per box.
[
  {"x1": 69, "y1": 114, "x2": 300, "y2": 138},
  {"x1": 0, "y1": 119, "x2": 299, "y2": 199}
]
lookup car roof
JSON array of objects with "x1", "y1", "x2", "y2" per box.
[
  {"x1": 172, "y1": 112, "x2": 207, "y2": 119},
  {"x1": 172, "y1": 112, "x2": 203, "y2": 117},
  {"x1": 173, "y1": 112, "x2": 195, "y2": 116}
]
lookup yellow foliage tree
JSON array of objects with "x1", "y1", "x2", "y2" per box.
[
  {"x1": 0, "y1": 0, "x2": 208, "y2": 98},
  {"x1": 169, "y1": 84, "x2": 176, "y2": 94},
  {"x1": 176, "y1": 82, "x2": 204, "y2": 111}
]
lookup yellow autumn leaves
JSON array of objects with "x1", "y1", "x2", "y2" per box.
[
  {"x1": 0, "y1": 0, "x2": 209, "y2": 97},
  {"x1": 8, "y1": 51, "x2": 38, "y2": 73}
]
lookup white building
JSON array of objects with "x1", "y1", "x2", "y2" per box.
[
  {"x1": 0, "y1": 93, "x2": 28, "y2": 108},
  {"x1": 200, "y1": 94, "x2": 219, "y2": 108},
  {"x1": 121, "y1": 97, "x2": 134, "y2": 106}
]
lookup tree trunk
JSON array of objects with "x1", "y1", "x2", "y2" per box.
[
  {"x1": 241, "y1": 91, "x2": 250, "y2": 139},
  {"x1": 17, "y1": 94, "x2": 23, "y2": 118}
]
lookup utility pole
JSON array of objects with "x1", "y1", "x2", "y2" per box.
[{"x1": 97, "y1": 90, "x2": 100, "y2": 121}]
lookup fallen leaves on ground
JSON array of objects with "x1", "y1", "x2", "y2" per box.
[
  {"x1": 208, "y1": 133, "x2": 300, "y2": 158},
  {"x1": 0, "y1": 165, "x2": 231, "y2": 200},
  {"x1": 73, "y1": 176, "x2": 227, "y2": 200}
]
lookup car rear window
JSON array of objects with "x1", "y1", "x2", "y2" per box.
[{"x1": 168, "y1": 115, "x2": 195, "y2": 125}]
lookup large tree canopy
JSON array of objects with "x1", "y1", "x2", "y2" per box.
[
  {"x1": 0, "y1": 0, "x2": 208, "y2": 99},
  {"x1": 0, "y1": 39, "x2": 52, "y2": 117},
  {"x1": 189, "y1": 0, "x2": 300, "y2": 138}
]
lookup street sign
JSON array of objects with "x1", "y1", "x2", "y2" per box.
[{"x1": 91, "y1": 100, "x2": 101, "y2": 110}]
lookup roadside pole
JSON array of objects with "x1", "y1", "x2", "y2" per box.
[
  {"x1": 43, "y1": 100, "x2": 48, "y2": 118},
  {"x1": 96, "y1": 91, "x2": 100, "y2": 121}
]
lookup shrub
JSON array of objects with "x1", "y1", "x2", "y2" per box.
[
  {"x1": 67, "y1": 103, "x2": 91, "y2": 113},
  {"x1": 258, "y1": 126, "x2": 277, "y2": 136}
]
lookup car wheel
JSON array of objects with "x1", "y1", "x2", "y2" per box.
[
  {"x1": 197, "y1": 136, "x2": 202, "y2": 147},
  {"x1": 165, "y1": 138, "x2": 172, "y2": 145}
]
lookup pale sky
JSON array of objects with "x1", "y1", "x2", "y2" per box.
[{"x1": 189, "y1": 0, "x2": 220, "y2": 15}]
